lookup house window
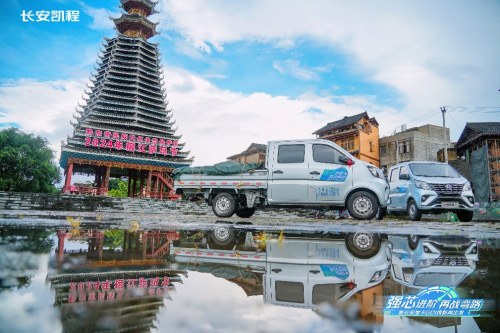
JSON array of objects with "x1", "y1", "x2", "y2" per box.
[
  {"x1": 380, "y1": 145, "x2": 387, "y2": 157},
  {"x1": 399, "y1": 140, "x2": 410, "y2": 154},
  {"x1": 341, "y1": 138, "x2": 355, "y2": 151},
  {"x1": 370, "y1": 141, "x2": 374, "y2": 153}
]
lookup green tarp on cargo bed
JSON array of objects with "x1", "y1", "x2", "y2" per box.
[{"x1": 172, "y1": 161, "x2": 263, "y2": 180}]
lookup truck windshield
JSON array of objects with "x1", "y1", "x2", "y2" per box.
[{"x1": 409, "y1": 163, "x2": 461, "y2": 178}]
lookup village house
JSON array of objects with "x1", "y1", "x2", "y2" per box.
[
  {"x1": 379, "y1": 124, "x2": 450, "y2": 174},
  {"x1": 455, "y1": 122, "x2": 500, "y2": 202},
  {"x1": 313, "y1": 112, "x2": 380, "y2": 167},
  {"x1": 227, "y1": 143, "x2": 267, "y2": 164}
]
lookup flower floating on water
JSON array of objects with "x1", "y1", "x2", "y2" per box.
[
  {"x1": 66, "y1": 216, "x2": 81, "y2": 228},
  {"x1": 129, "y1": 220, "x2": 140, "y2": 233}
]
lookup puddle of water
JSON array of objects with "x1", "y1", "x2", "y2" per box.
[{"x1": 0, "y1": 223, "x2": 498, "y2": 333}]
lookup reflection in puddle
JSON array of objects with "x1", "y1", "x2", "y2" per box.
[{"x1": 0, "y1": 223, "x2": 498, "y2": 332}]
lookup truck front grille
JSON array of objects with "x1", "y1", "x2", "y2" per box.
[{"x1": 430, "y1": 183, "x2": 463, "y2": 194}]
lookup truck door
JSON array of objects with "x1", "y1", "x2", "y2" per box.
[
  {"x1": 267, "y1": 143, "x2": 309, "y2": 204},
  {"x1": 308, "y1": 144, "x2": 353, "y2": 203},
  {"x1": 266, "y1": 240, "x2": 310, "y2": 307}
]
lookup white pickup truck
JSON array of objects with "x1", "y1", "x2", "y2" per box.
[{"x1": 174, "y1": 139, "x2": 389, "y2": 220}]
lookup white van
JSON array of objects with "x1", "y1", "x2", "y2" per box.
[
  {"x1": 387, "y1": 162, "x2": 475, "y2": 221},
  {"x1": 388, "y1": 234, "x2": 478, "y2": 289}
]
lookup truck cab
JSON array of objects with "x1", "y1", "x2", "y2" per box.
[
  {"x1": 264, "y1": 140, "x2": 388, "y2": 220},
  {"x1": 388, "y1": 235, "x2": 478, "y2": 289}
]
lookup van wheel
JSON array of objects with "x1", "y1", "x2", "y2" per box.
[
  {"x1": 208, "y1": 224, "x2": 235, "y2": 249},
  {"x1": 407, "y1": 199, "x2": 422, "y2": 221},
  {"x1": 457, "y1": 210, "x2": 474, "y2": 222},
  {"x1": 235, "y1": 207, "x2": 255, "y2": 218},
  {"x1": 346, "y1": 233, "x2": 381, "y2": 259},
  {"x1": 347, "y1": 191, "x2": 379, "y2": 220},
  {"x1": 212, "y1": 193, "x2": 236, "y2": 217},
  {"x1": 408, "y1": 234, "x2": 421, "y2": 250}
]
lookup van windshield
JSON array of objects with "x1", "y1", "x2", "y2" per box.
[{"x1": 409, "y1": 163, "x2": 461, "y2": 178}]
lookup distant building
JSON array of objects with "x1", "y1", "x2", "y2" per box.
[
  {"x1": 437, "y1": 147, "x2": 458, "y2": 162},
  {"x1": 379, "y1": 124, "x2": 450, "y2": 174},
  {"x1": 313, "y1": 112, "x2": 380, "y2": 167},
  {"x1": 59, "y1": 0, "x2": 191, "y2": 199},
  {"x1": 456, "y1": 122, "x2": 500, "y2": 202},
  {"x1": 227, "y1": 143, "x2": 267, "y2": 164}
]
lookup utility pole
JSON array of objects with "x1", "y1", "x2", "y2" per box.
[{"x1": 440, "y1": 106, "x2": 448, "y2": 163}]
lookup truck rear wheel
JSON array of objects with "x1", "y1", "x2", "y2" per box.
[
  {"x1": 235, "y1": 207, "x2": 255, "y2": 218},
  {"x1": 208, "y1": 224, "x2": 235, "y2": 249},
  {"x1": 346, "y1": 191, "x2": 379, "y2": 220},
  {"x1": 346, "y1": 232, "x2": 381, "y2": 259},
  {"x1": 212, "y1": 193, "x2": 236, "y2": 217}
]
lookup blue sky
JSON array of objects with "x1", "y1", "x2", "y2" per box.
[{"x1": 1, "y1": 0, "x2": 499, "y2": 165}]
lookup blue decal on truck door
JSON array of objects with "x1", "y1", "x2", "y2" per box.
[
  {"x1": 320, "y1": 167, "x2": 348, "y2": 182},
  {"x1": 320, "y1": 264, "x2": 350, "y2": 279}
]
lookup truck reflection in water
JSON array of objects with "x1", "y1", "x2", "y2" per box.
[
  {"x1": 171, "y1": 224, "x2": 392, "y2": 327},
  {"x1": 388, "y1": 234, "x2": 479, "y2": 289}
]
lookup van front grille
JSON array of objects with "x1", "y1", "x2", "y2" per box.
[{"x1": 430, "y1": 183, "x2": 463, "y2": 194}]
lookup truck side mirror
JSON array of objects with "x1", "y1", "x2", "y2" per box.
[
  {"x1": 339, "y1": 155, "x2": 354, "y2": 165},
  {"x1": 399, "y1": 174, "x2": 410, "y2": 180}
]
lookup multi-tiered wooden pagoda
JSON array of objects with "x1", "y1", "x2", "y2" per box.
[{"x1": 60, "y1": 0, "x2": 192, "y2": 198}]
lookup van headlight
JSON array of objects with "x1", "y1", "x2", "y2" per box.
[
  {"x1": 463, "y1": 182, "x2": 472, "y2": 192},
  {"x1": 367, "y1": 165, "x2": 383, "y2": 179},
  {"x1": 415, "y1": 180, "x2": 432, "y2": 190},
  {"x1": 418, "y1": 259, "x2": 435, "y2": 268}
]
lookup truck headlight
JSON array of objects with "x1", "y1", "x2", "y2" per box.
[
  {"x1": 463, "y1": 182, "x2": 472, "y2": 192},
  {"x1": 415, "y1": 180, "x2": 432, "y2": 190},
  {"x1": 369, "y1": 270, "x2": 385, "y2": 283},
  {"x1": 367, "y1": 165, "x2": 383, "y2": 179}
]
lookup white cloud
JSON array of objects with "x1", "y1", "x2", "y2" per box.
[
  {"x1": 157, "y1": 0, "x2": 500, "y2": 137},
  {"x1": 0, "y1": 69, "x2": 403, "y2": 167},
  {"x1": 273, "y1": 59, "x2": 320, "y2": 81},
  {"x1": 164, "y1": 66, "x2": 401, "y2": 165},
  {"x1": 0, "y1": 79, "x2": 86, "y2": 156},
  {"x1": 80, "y1": 4, "x2": 121, "y2": 31}
]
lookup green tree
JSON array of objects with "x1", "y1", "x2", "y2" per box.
[
  {"x1": 108, "y1": 179, "x2": 128, "y2": 197},
  {"x1": 0, "y1": 128, "x2": 61, "y2": 193}
]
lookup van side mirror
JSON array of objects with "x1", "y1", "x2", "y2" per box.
[
  {"x1": 339, "y1": 155, "x2": 354, "y2": 165},
  {"x1": 399, "y1": 174, "x2": 410, "y2": 180}
]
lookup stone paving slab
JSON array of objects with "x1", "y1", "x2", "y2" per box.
[{"x1": 0, "y1": 208, "x2": 499, "y2": 239}]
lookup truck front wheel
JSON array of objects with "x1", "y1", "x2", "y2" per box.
[
  {"x1": 212, "y1": 193, "x2": 236, "y2": 217},
  {"x1": 346, "y1": 191, "x2": 379, "y2": 220},
  {"x1": 346, "y1": 232, "x2": 381, "y2": 259}
]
